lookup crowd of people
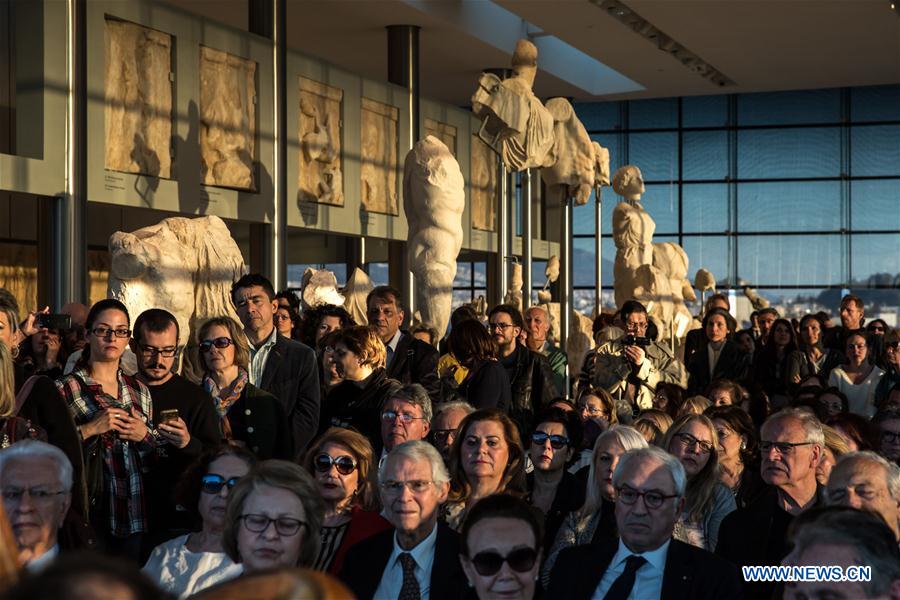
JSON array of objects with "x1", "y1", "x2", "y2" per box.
[{"x1": 0, "y1": 279, "x2": 898, "y2": 599}]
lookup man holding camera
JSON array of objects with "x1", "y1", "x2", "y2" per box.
[{"x1": 591, "y1": 300, "x2": 686, "y2": 416}]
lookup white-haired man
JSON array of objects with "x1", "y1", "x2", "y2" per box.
[
  {"x1": 339, "y1": 440, "x2": 465, "y2": 600},
  {"x1": 548, "y1": 446, "x2": 741, "y2": 599},
  {"x1": 0, "y1": 440, "x2": 73, "y2": 571},
  {"x1": 826, "y1": 451, "x2": 900, "y2": 541}
]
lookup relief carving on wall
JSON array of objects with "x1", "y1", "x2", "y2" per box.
[
  {"x1": 359, "y1": 97, "x2": 399, "y2": 215},
  {"x1": 424, "y1": 118, "x2": 457, "y2": 157},
  {"x1": 298, "y1": 77, "x2": 343, "y2": 206},
  {"x1": 470, "y1": 134, "x2": 497, "y2": 232},
  {"x1": 104, "y1": 19, "x2": 173, "y2": 178},
  {"x1": 199, "y1": 46, "x2": 257, "y2": 191}
]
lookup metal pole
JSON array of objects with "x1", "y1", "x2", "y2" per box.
[
  {"x1": 496, "y1": 156, "x2": 509, "y2": 306},
  {"x1": 595, "y1": 186, "x2": 603, "y2": 313},
  {"x1": 560, "y1": 192, "x2": 573, "y2": 396},
  {"x1": 57, "y1": 0, "x2": 87, "y2": 308},
  {"x1": 387, "y1": 25, "x2": 419, "y2": 317},
  {"x1": 522, "y1": 169, "x2": 533, "y2": 311}
]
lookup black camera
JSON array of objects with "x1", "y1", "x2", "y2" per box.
[{"x1": 621, "y1": 334, "x2": 651, "y2": 348}]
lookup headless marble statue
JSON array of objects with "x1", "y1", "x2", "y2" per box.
[{"x1": 612, "y1": 165, "x2": 655, "y2": 309}]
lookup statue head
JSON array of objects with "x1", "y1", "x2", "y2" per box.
[{"x1": 612, "y1": 165, "x2": 645, "y2": 199}]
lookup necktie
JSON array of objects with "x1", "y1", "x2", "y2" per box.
[
  {"x1": 603, "y1": 554, "x2": 647, "y2": 600},
  {"x1": 387, "y1": 345, "x2": 395, "y2": 368},
  {"x1": 398, "y1": 552, "x2": 421, "y2": 600}
]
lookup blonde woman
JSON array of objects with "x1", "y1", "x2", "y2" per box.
[
  {"x1": 662, "y1": 413, "x2": 736, "y2": 551},
  {"x1": 816, "y1": 424, "x2": 850, "y2": 486}
]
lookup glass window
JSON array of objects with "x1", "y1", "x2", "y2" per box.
[
  {"x1": 683, "y1": 184, "x2": 729, "y2": 233},
  {"x1": 850, "y1": 289, "x2": 899, "y2": 327},
  {"x1": 851, "y1": 179, "x2": 900, "y2": 231},
  {"x1": 737, "y1": 90, "x2": 841, "y2": 126},
  {"x1": 747, "y1": 288, "x2": 843, "y2": 324},
  {"x1": 591, "y1": 133, "x2": 626, "y2": 177},
  {"x1": 572, "y1": 289, "x2": 599, "y2": 318},
  {"x1": 532, "y1": 260, "x2": 548, "y2": 290},
  {"x1": 737, "y1": 234, "x2": 842, "y2": 286},
  {"x1": 737, "y1": 127, "x2": 841, "y2": 179},
  {"x1": 367, "y1": 263, "x2": 389, "y2": 286},
  {"x1": 850, "y1": 85, "x2": 900, "y2": 123},
  {"x1": 454, "y1": 262, "x2": 474, "y2": 288},
  {"x1": 628, "y1": 98, "x2": 678, "y2": 130},
  {"x1": 851, "y1": 234, "x2": 900, "y2": 285},
  {"x1": 682, "y1": 236, "x2": 729, "y2": 285},
  {"x1": 576, "y1": 101, "x2": 622, "y2": 132},
  {"x1": 737, "y1": 181, "x2": 841, "y2": 232},
  {"x1": 473, "y1": 261, "x2": 487, "y2": 287},
  {"x1": 851, "y1": 125, "x2": 900, "y2": 177},
  {"x1": 600, "y1": 238, "x2": 615, "y2": 287},
  {"x1": 573, "y1": 200, "x2": 596, "y2": 235},
  {"x1": 628, "y1": 132, "x2": 678, "y2": 182},
  {"x1": 644, "y1": 183, "x2": 679, "y2": 235},
  {"x1": 683, "y1": 130, "x2": 729, "y2": 181},
  {"x1": 682, "y1": 96, "x2": 729, "y2": 128},
  {"x1": 574, "y1": 237, "x2": 596, "y2": 287}
]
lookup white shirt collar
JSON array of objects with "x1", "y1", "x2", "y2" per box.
[
  {"x1": 388, "y1": 520, "x2": 439, "y2": 568},
  {"x1": 25, "y1": 544, "x2": 59, "y2": 573},
  {"x1": 611, "y1": 537, "x2": 671, "y2": 575},
  {"x1": 387, "y1": 329, "x2": 403, "y2": 353}
]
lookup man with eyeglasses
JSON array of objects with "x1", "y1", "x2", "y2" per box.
[
  {"x1": 379, "y1": 384, "x2": 432, "y2": 467},
  {"x1": 874, "y1": 407, "x2": 900, "y2": 464},
  {"x1": 825, "y1": 451, "x2": 900, "y2": 541},
  {"x1": 717, "y1": 408, "x2": 825, "y2": 600},
  {"x1": 0, "y1": 440, "x2": 73, "y2": 571},
  {"x1": 591, "y1": 300, "x2": 686, "y2": 415},
  {"x1": 547, "y1": 446, "x2": 742, "y2": 599},
  {"x1": 430, "y1": 401, "x2": 475, "y2": 463},
  {"x1": 130, "y1": 308, "x2": 222, "y2": 550},
  {"x1": 340, "y1": 441, "x2": 466, "y2": 600}
]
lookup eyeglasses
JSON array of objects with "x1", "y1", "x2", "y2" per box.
[
  {"x1": 239, "y1": 514, "x2": 305, "y2": 537},
  {"x1": 139, "y1": 345, "x2": 178, "y2": 358},
  {"x1": 273, "y1": 314, "x2": 292, "y2": 322},
  {"x1": 616, "y1": 486, "x2": 679, "y2": 509},
  {"x1": 869, "y1": 326, "x2": 885, "y2": 333},
  {"x1": 381, "y1": 480, "x2": 435, "y2": 495},
  {"x1": 469, "y1": 548, "x2": 538, "y2": 576},
  {"x1": 530, "y1": 432, "x2": 570, "y2": 450},
  {"x1": 91, "y1": 327, "x2": 131, "y2": 339},
  {"x1": 625, "y1": 321, "x2": 648, "y2": 332},
  {"x1": 200, "y1": 337, "x2": 233, "y2": 353},
  {"x1": 488, "y1": 323, "x2": 513, "y2": 331},
  {"x1": 381, "y1": 410, "x2": 426, "y2": 424},
  {"x1": 759, "y1": 440, "x2": 814, "y2": 456},
  {"x1": 201, "y1": 474, "x2": 241, "y2": 494},
  {"x1": 432, "y1": 429, "x2": 455, "y2": 443},
  {"x1": 314, "y1": 454, "x2": 357, "y2": 475},
  {"x1": 578, "y1": 404, "x2": 607, "y2": 418},
  {"x1": 674, "y1": 433, "x2": 714, "y2": 455},
  {"x1": 1, "y1": 487, "x2": 67, "y2": 505},
  {"x1": 881, "y1": 431, "x2": 900, "y2": 444}
]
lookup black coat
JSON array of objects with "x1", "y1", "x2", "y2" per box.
[
  {"x1": 687, "y1": 340, "x2": 751, "y2": 394},
  {"x1": 339, "y1": 522, "x2": 466, "y2": 600},
  {"x1": 226, "y1": 383, "x2": 293, "y2": 461},
  {"x1": 386, "y1": 332, "x2": 440, "y2": 403},
  {"x1": 502, "y1": 344, "x2": 559, "y2": 439},
  {"x1": 257, "y1": 333, "x2": 320, "y2": 457},
  {"x1": 322, "y1": 368, "x2": 402, "y2": 454},
  {"x1": 457, "y1": 359, "x2": 511, "y2": 411},
  {"x1": 526, "y1": 470, "x2": 586, "y2": 552},
  {"x1": 548, "y1": 537, "x2": 744, "y2": 600}
]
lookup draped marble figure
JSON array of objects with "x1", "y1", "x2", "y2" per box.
[{"x1": 403, "y1": 136, "x2": 465, "y2": 338}]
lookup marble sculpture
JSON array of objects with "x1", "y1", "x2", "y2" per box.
[
  {"x1": 299, "y1": 77, "x2": 343, "y2": 206},
  {"x1": 104, "y1": 19, "x2": 173, "y2": 178},
  {"x1": 343, "y1": 267, "x2": 374, "y2": 326},
  {"x1": 504, "y1": 263, "x2": 523, "y2": 311},
  {"x1": 403, "y1": 136, "x2": 466, "y2": 338},
  {"x1": 300, "y1": 268, "x2": 345, "y2": 311},
  {"x1": 199, "y1": 47, "x2": 257, "y2": 190},
  {"x1": 360, "y1": 97, "x2": 399, "y2": 215},
  {"x1": 108, "y1": 215, "x2": 246, "y2": 382},
  {"x1": 470, "y1": 135, "x2": 498, "y2": 231},
  {"x1": 543, "y1": 98, "x2": 610, "y2": 205},
  {"x1": 471, "y1": 39, "x2": 555, "y2": 172}
]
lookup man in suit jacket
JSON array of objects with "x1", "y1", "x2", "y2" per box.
[
  {"x1": 367, "y1": 286, "x2": 440, "y2": 402},
  {"x1": 339, "y1": 441, "x2": 465, "y2": 600},
  {"x1": 548, "y1": 446, "x2": 743, "y2": 600},
  {"x1": 232, "y1": 274, "x2": 320, "y2": 456}
]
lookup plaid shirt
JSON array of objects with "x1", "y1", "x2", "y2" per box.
[{"x1": 57, "y1": 368, "x2": 156, "y2": 537}]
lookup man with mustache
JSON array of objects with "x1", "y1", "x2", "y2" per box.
[
  {"x1": 717, "y1": 408, "x2": 824, "y2": 600},
  {"x1": 547, "y1": 446, "x2": 741, "y2": 599},
  {"x1": 131, "y1": 308, "x2": 221, "y2": 548}
]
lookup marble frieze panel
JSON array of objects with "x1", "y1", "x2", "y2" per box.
[
  {"x1": 470, "y1": 134, "x2": 497, "y2": 232},
  {"x1": 199, "y1": 46, "x2": 257, "y2": 191},
  {"x1": 424, "y1": 118, "x2": 457, "y2": 157},
  {"x1": 104, "y1": 18, "x2": 173, "y2": 178},
  {"x1": 298, "y1": 77, "x2": 343, "y2": 206},
  {"x1": 360, "y1": 97, "x2": 399, "y2": 215}
]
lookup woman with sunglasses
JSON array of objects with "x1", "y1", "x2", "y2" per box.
[
  {"x1": 143, "y1": 444, "x2": 256, "y2": 597},
  {"x1": 222, "y1": 459, "x2": 325, "y2": 573},
  {"x1": 197, "y1": 317, "x2": 292, "y2": 460},
  {"x1": 460, "y1": 494, "x2": 543, "y2": 600},
  {"x1": 55, "y1": 299, "x2": 155, "y2": 559},
  {"x1": 525, "y1": 409, "x2": 584, "y2": 552},
  {"x1": 443, "y1": 409, "x2": 526, "y2": 531},
  {"x1": 661, "y1": 413, "x2": 735, "y2": 551},
  {"x1": 302, "y1": 427, "x2": 390, "y2": 574}
]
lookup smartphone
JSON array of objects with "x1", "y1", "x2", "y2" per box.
[
  {"x1": 37, "y1": 313, "x2": 72, "y2": 330},
  {"x1": 159, "y1": 409, "x2": 179, "y2": 424}
]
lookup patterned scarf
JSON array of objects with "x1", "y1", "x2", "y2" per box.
[{"x1": 203, "y1": 368, "x2": 249, "y2": 441}]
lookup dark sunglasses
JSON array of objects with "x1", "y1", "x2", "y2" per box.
[
  {"x1": 201, "y1": 474, "x2": 241, "y2": 494},
  {"x1": 530, "y1": 432, "x2": 569, "y2": 450},
  {"x1": 470, "y1": 547, "x2": 538, "y2": 576},
  {"x1": 314, "y1": 454, "x2": 357, "y2": 475},
  {"x1": 200, "y1": 337, "x2": 233, "y2": 353}
]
